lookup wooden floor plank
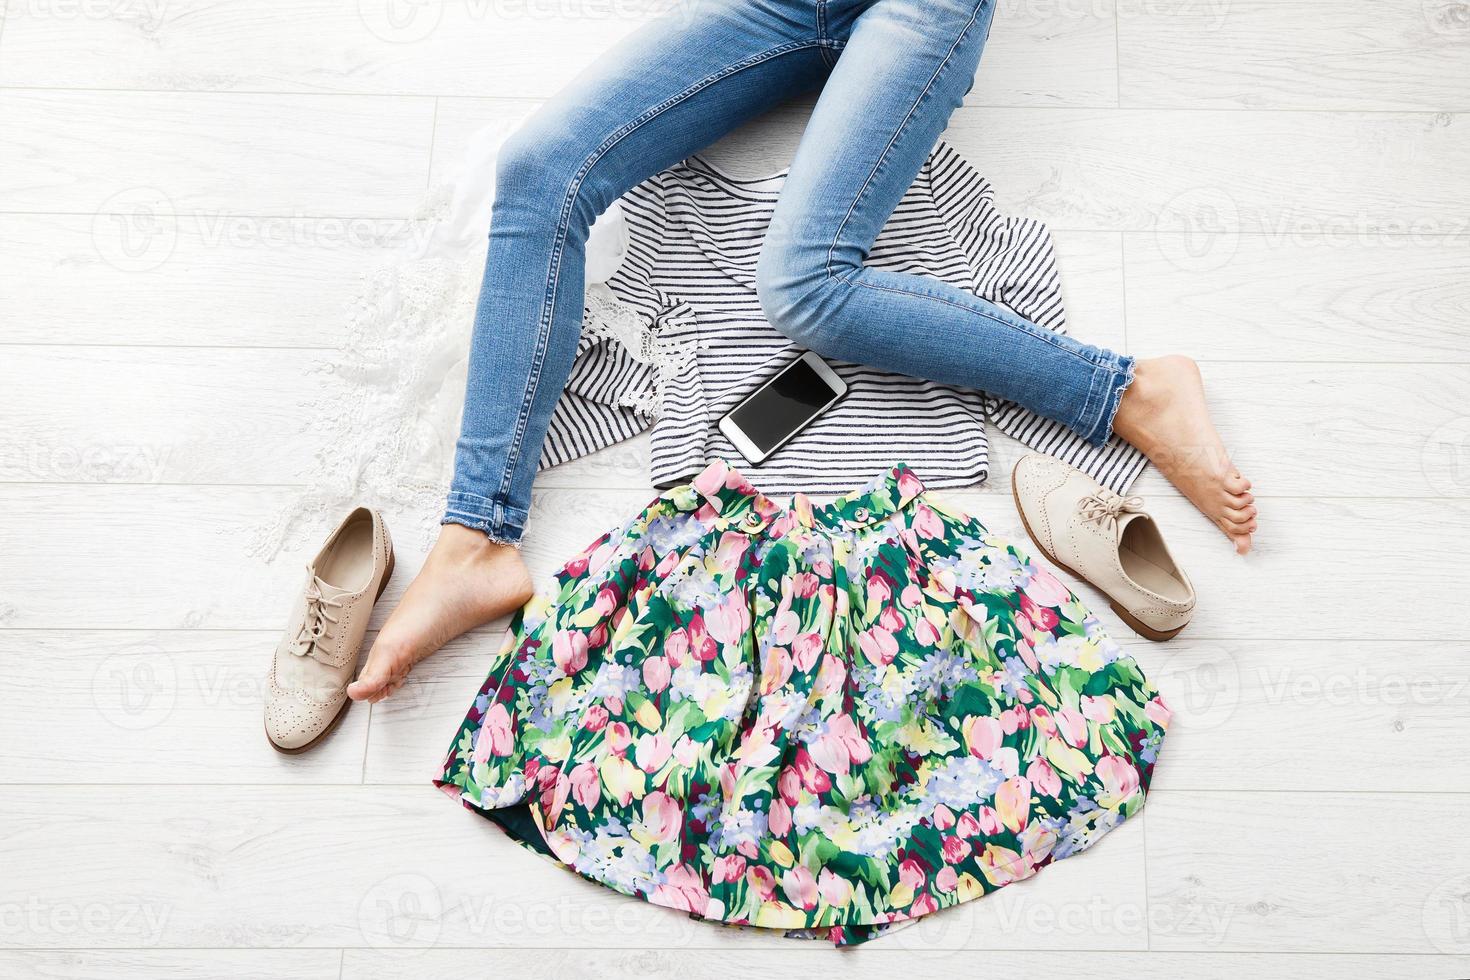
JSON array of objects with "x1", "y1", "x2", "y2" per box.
[
  {"x1": 0, "y1": 951, "x2": 340, "y2": 980},
  {"x1": 1123, "y1": 234, "x2": 1470, "y2": 364},
  {"x1": 1118, "y1": 0, "x2": 1470, "y2": 111},
  {"x1": 0, "y1": 90, "x2": 434, "y2": 216},
  {"x1": 1146, "y1": 791, "x2": 1470, "y2": 954},
  {"x1": 0, "y1": 0, "x2": 1119, "y2": 107},
  {"x1": 943, "y1": 108, "x2": 1470, "y2": 235},
  {"x1": 1, "y1": 630, "x2": 368, "y2": 784},
  {"x1": 1143, "y1": 640, "x2": 1470, "y2": 794},
  {"x1": 0, "y1": 212, "x2": 420, "y2": 348}
]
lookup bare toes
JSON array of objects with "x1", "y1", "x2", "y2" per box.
[{"x1": 1222, "y1": 504, "x2": 1257, "y2": 526}]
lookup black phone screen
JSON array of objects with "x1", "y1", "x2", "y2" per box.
[{"x1": 728, "y1": 358, "x2": 841, "y2": 454}]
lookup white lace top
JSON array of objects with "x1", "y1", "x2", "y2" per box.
[{"x1": 543, "y1": 142, "x2": 1146, "y2": 495}]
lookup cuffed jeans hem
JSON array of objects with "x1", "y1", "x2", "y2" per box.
[
  {"x1": 1076, "y1": 353, "x2": 1136, "y2": 448},
  {"x1": 442, "y1": 491, "x2": 529, "y2": 546}
]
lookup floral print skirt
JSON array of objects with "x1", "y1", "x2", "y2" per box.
[{"x1": 436, "y1": 461, "x2": 1170, "y2": 945}]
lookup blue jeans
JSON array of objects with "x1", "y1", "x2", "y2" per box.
[{"x1": 446, "y1": 0, "x2": 1134, "y2": 543}]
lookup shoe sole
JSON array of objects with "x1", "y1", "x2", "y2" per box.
[
  {"x1": 1010, "y1": 477, "x2": 1187, "y2": 643},
  {"x1": 267, "y1": 542, "x2": 396, "y2": 755}
]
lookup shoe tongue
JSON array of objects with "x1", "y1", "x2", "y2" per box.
[{"x1": 310, "y1": 574, "x2": 353, "y2": 601}]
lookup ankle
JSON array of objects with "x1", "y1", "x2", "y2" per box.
[
  {"x1": 1115, "y1": 356, "x2": 1193, "y2": 439},
  {"x1": 1132, "y1": 355, "x2": 1193, "y2": 404},
  {"x1": 435, "y1": 523, "x2": 522, "y2": 567}
]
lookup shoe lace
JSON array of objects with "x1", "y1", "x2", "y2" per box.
[
  {"x1": 290, "y1": 567, "x2": 345, "y2": 659},
  {"x1": 1078, "y1": 492, "x2": 1145, "y2": 532}
]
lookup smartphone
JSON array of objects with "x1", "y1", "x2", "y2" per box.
[{"x1": 718, "y1": 351, "x2": 848, "y2": 465}]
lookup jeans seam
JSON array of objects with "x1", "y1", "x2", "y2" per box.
[
  {"x1": 1078, "y1": 360, "x2": 1110, "y2": 442},
  {"x1": 822, "y1": 0, "x2": 990, "y2": 281},
  {"x1": 496, "y1": 38, "x2": 827, "y2": 506},
  {"x1": 816, "y1": 1, "x2": 833, "y2": 66}
]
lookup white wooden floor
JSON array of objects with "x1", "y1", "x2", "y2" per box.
[{"x1": 3, "y1": 1, "x2": 1470, "y2": 978}]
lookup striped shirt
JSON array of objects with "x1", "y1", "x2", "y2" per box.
[{"x1": 540, "y1": 142, "x2": 1146, "y2": 495}]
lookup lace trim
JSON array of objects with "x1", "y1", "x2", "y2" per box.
[
  {"x1": 248, "y1": 226, "x2": 685, "y2": 559},
  {"x1": 580, "y1": 283, "x2": 697, "y2": 419}
]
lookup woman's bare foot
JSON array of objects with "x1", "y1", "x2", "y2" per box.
[
  {"x1": 348, "y1": 524, "x2": 533, "y2": 703},
  {"x1": 1112, "y1": 355, "x2": 1257, "y2": 555}
]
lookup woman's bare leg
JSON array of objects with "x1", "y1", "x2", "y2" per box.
[
  {"x1": 348, "y1": 1, "x2": 832, "y2": 701},
  {"x1": 348, "y1": 527, "x2": 532, "y2": 703}
]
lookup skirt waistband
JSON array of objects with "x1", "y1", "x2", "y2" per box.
[{"x1": 686, "y1": 460, "x2": 928, "y2": 535}]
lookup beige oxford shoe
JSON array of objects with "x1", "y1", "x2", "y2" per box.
[
  {"x1": 265, "y1": 507, "x2": 394, "y2": 752},
  {"x1": 1012, "y1": 454, "x2": 1195, "y2": 641}
]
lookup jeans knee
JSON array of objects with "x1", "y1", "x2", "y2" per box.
[
  {"x1": 493, "y1": 120, "x2": 610, "y2": 233},
  {"x1": 756, "y1": 243, "x2": 849, "y2": 352}
]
